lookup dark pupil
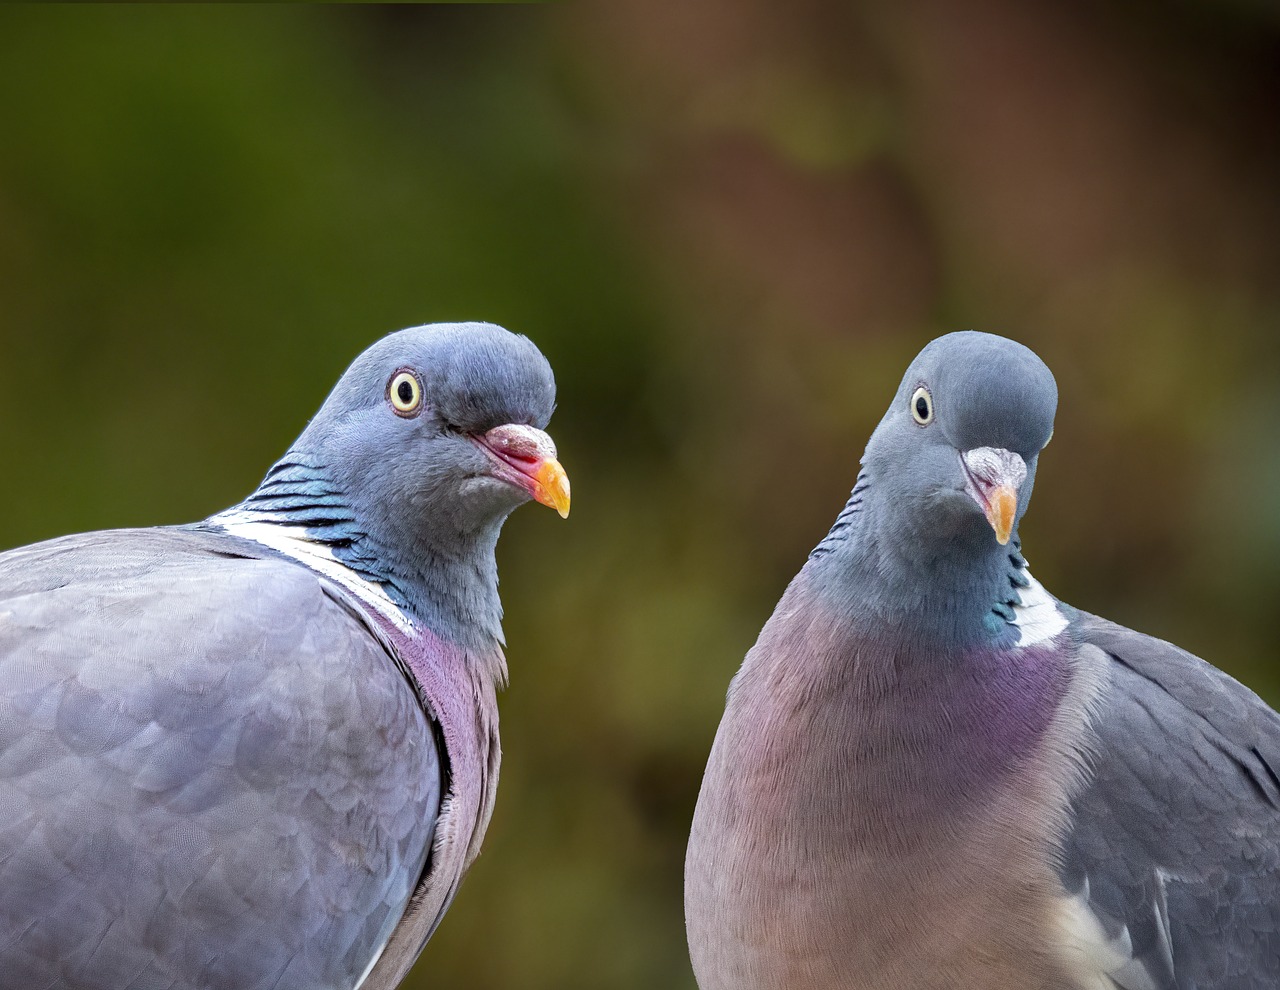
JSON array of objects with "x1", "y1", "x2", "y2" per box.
[
  {"x1": 397, "y1": 380, "x2": 415, "y2": 405},
  {"x1": 915, "y1": 395, "x2": 929, "y2": 418}
]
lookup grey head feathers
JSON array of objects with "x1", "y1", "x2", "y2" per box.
[
  {"x1": 204, "y1": 322, "x2": 561, "y2": 649},
  {"x1": 810, "y1": 330, "x2": 1058, "y2": 647},
  {"x1": 908, "y1": 330, "x2": 1057, "y2": 455}
]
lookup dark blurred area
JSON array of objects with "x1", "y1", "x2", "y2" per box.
[{"x1": 2, "y1": 2, "x2": 1279, "y2": 987}]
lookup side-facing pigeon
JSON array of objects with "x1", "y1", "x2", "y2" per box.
[
  {"x1": 686, "y1": 331, "x2": 1280, "y2": 989},
  {"x1": 0, "y1": 322, "x2": 571, "y2": 990}
]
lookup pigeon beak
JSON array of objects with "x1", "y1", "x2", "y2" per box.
[
  {"x1": 531, "y1": 458, "x2": 572, "y2": 519},
  {"x1": 960, "y1": 447, "x2": 1027, "y2": 546},
  {"x1": 472, "y1": 424, "x2": 571, "y2": 519}
]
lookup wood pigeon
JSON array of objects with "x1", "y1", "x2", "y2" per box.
[
  {"x1": 685, "y1": 331, "x2": 1280, "y2": 989},
  {"x1": 0, "y1": 322, "x2": 570, "y2": 990}
]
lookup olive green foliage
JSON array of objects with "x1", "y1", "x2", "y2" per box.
[{"x1": 1, "y1": 4, "x2": 1279, "y2": 988}]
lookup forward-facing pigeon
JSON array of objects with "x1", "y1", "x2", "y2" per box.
[
  {"x1": 0, "y1": 322, "x2": 570, "y2": 990},
  {"x1": 686, "y1": 331, "x2": 1280, "y2": 989}
]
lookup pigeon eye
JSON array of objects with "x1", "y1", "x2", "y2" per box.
[
  {"x1": 388, "y1": 371, "x2": 422, "y2": 416},
  {"x1": 910, "y1": 386, "x2": 933, "y2": 426}
]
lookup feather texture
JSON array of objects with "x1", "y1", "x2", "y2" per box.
[
  {"x1": 0, "y1": 322, "x2": 560, "y2": 988},
  {"x1": 686, "y1": 331, "x2": 1280, "y2": 988},
  {"x1": 0, "y1": 530, "x2": 440, "y2": 990}
]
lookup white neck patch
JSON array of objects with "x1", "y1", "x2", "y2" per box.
[
  {"x1": 209, "y1": 508, "x2": 414, "y2": 635},
  {"x1": 1012, "y1": 567, "x2": 1068, "y2": 647}
]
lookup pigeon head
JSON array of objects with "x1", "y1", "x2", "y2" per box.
[
  {"x1": 808, "y1": 331, "x2": 1057, "y2": 643},
  {"x1": 218, "y1": 322, "x2": 567, "y2": 641},
  {"x1": 296, "y1": 322, "x2": 567, "y2": 539},
  {"x1": 862, "y1": 330, "x2": 1057, "y2": 552}
]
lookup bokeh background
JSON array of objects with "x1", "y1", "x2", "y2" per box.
[{"x1": 2, "y1": 2, "x2": 1279, "y2": 987}]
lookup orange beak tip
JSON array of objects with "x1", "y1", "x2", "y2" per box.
[
  {"x1": 532, "y1": 458, "x2": 571, "y2": 519},
  {"x1": 987, "y1": 485, "x2": 1017, "y2": 546}
]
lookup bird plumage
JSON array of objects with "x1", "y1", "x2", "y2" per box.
[
  {"x1": 686, "y1": 331, "x2": 1280, "y2": 989},
  {"x1": 0, "y1": 531, "x2": 440, "y2": 990},
  {"x1": 1060, "y1": 612, "x2": 1280, "y2": 988},
  {"x1": 0, "y1": 322, "x2": 565, "y2": 989}
]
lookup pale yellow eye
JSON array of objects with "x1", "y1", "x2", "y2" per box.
[
  {"x1": 910, "y1": 385, "x2": 933, "y2": 425},
  {"x1": 389, "y1": 371, "x2": 422, "y2": 415}
]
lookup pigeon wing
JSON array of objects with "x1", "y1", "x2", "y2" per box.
[
  {"x1": 1057, "y1": 611, "x2": 1280, "y2": 989},
  {"x1": 0, "y1": 529, "x2": 441, "y2": 990}
]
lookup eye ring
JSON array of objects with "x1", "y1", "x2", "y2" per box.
[
  {"x1": 910, "y1": 385, "x2": 933, "y2": 426},
  {"x1": 388, "y1": 370, "x2": 423, "y2": 417}
]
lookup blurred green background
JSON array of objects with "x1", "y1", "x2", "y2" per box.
[{"x1": 2, "y1": 2, "x2": 1279, "y2": 987}]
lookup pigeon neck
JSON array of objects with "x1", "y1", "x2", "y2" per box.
[
  {"x1": 807, "y1": 470, "x2": 1041, "y2": 649},
  {"x1": 204, "y1": 457, "x2": 507, "y2": 657}
]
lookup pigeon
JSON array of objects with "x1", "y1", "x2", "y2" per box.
[
  {"x1": 685, "y1": 330, "x2": 1280, "y2": 989},
  {"x1": 0, "y1": 321, "x2": 571, "y2": 990}
]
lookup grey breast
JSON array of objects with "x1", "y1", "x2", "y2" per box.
[{"x1": 0, "y1": 528, "x2": 440, "y2": 990}]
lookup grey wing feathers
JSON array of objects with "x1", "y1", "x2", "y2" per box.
[
  {"x1": 1060, "y1": 611, "x2": 1280, "y2": 989},
  {"x1": 0, "y1": 529, "x2": 441, "y2": 990}
]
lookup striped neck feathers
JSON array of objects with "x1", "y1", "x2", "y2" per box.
[
  {"x1": 807, "y1": 468, "x2": 1067, "y2": 650},
  {"x1": 204, "y1": 456, "x2": 508, "y2": 659}
]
